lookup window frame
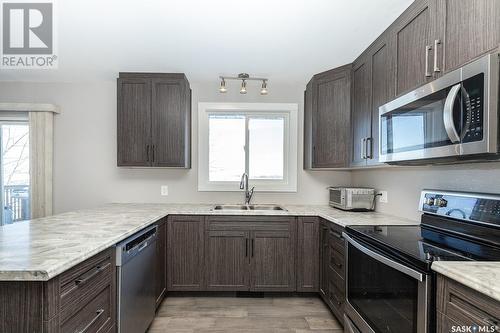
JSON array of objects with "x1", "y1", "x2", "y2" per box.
[{"x1": 198, "y1": 102, "x2": 298, "y2": 192}]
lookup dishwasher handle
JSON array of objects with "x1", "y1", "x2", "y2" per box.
[{"x1": 116, "y1": 225, "x2": 158, "y2": 266}]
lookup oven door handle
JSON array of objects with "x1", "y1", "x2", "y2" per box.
[
  {"x1": 443, "y1": 83, "x2": 461, "y2": 144},
  {"x1": 343, "y1": 233, "x2": 424, "y2": 282}
]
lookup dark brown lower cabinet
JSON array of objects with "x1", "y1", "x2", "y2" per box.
[
  {"x1": 0, "y1": 248, "x2": 116, "y2": 333},
  {"x1": 167, "y1": 215, "x2": 205, "y2": 291},
  {"x1": 319, "y1": 219, "x2": 346, "y2": 324},
  {"x1": 204, "y1": 216, "x2": 296, "y2": 292},
  {"x1": 205, "y1": 230, "x2": 250, "y2": 291},
  {"x1": 155, "y1": 218, "x2": 167, "y2": 308},
  {"x1": 296, "y1": 217, "x2": 319, "y2": 292},
  {"x1": 251, "y1": 229, "x2": 296, "y2": 291},
  {"x1": 436, "y1": 274, "x2": 500, "y2": 333}
]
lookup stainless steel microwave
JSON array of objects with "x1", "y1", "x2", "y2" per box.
[{"x1": 379, "y1": 52, "x2": 499, "y2": 164}]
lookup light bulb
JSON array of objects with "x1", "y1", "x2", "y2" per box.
[
  {"x1": 240, "y1": 80, "x2": 247, "y2": 94},
  {"x1": 260, "y1": 80, "x2": 268, "y2": 95},
  {"x1": 219, "y1": 79, "x2": 227, "y2": 93}
]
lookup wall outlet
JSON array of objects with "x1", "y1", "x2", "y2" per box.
[
  {"x1": 160, "y1": 185, "x2": 169, "y2": 196},
  {"x1": 379, "y1": 191, "x2": 388, "y2": 203}
]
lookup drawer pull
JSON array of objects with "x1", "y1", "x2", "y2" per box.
[
  {"x1": 76, "y1": 308, "x2": 105, "y2": 333},
  {"x1": 75, "y1": 262, "x2": 110, "y2": 286},
  {"x1": 484, "y1": 318, "x2": 499, "y2": 330},
  {"x1": 330, "y1": 230, "x2": 343, "y2": 240}
]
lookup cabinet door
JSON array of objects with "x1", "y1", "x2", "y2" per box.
[
  {"x1": 392, "y1": 0, "x2": 436, "y2": 96},
  {"x1": 303, "y1": 82, "x2": 314, "y2": 169},
  {"x1": 296, "y1": 217, "x2": 319, "y2": 292},
  {"x1": 117, "y1": 78, "x2": 152, "y2": 166},
  {"x1": 155, "y1": 219, "x2": 166, "y2": 308},
  {"x1": 436, "y1": 0, "x2": 500, "y2": 74},
  {"x1": 151, "y1": 78, "x2": 190, "y2": 168},
  {"x1": 369, "y1": 39, "x2": 394, "y2": 165},
  {"x1": 351, "y1": 59, "x2": 371, "y2": 167},
  {"x1": 205, "y1": 230, "x2": 250, "y2": 291},
  {"x1": 319, "y1": 222, "x2": 329, "y2": 298},
  {"x1": 250, "y1": 228, "x2": 296, "y2": 292},
  {"x1": 166, "y1": 216, "x2": 204, "y2": 291},
  {"x1": 311, "y1": 66, "x2": 352, "y2": 168}
]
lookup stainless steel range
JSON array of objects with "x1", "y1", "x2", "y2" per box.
[{"x1": 343, "y1": 190, "x2": 500, "y2": 333}]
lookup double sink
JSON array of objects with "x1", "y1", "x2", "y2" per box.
[{"x1": 213, "y1": 204, "x2": 286, "y2": 211}]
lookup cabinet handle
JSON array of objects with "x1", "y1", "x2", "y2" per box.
[
  {"x1": 433, "y1": 39, "x2": 441, "y2": 73},
  {"x1": 425, "y1": 45, "x2": 433, "y2": 77},
  {"x1": 330, "y1": 230, "x2": 343, "y2": 240},
  {"x1": 484, "y1": 318, "x2": 499, "y2": 330},
  {"x1": 146, "y1": 145, "x2": 150, "y2": 162},
  {"x1": 361, "y1": 138, "x2": 366, "y2": 160},
  {"x1": 77, "y1": 308, "x2": 105, "y2": 333},
  {"x1": 151, "y1": 145, "x2": 155, "y2": 162},
  {"x1": 245, "y1": 238, "x2": 248, "y2": 257},
  {"x1": 251, "y1": 239, "x2": 254, "y2": 257},
  {"x1": 365, "y1": 137, "x2": 373, "y2": 160},
  {"x1": 75, "y1": 263, "x2": 110, "y2": 286}
]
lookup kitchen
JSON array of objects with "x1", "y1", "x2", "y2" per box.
[{"x1": 0, "y1": 0, "x2": 499, "y2": 333}]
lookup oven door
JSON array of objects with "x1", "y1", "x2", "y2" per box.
[{"x1": 343, "y1": 234, "x2": 430, "y2": 333}]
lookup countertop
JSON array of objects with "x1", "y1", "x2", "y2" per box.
[
  {"x1": 0, "y1": 203, "x2": 417, "y2": 281},
  {"x1": 432, "y1": 261, "x2": 500, "y2": 302}
]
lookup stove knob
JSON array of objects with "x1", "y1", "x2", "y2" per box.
[
  {"x1": 424, "y1": 197, "x2": 435, "y2": 206},
  {"x1": 425, "y1": 252, "x2": 433, "y2": 261}
]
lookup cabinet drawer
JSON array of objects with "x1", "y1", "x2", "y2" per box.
[
  {"x1": 61, "y1": 284, "x2": 114, "y2": 333},
  {"x1": 329, "y1": 246, "x2": 345, "y2": 278},
  {"x1": 437, "y1": 275, "x2": 500, "y2": 330},
  {"x1": 328, "y1": 227, "x2": 345, "y2": 255},
  {"x1": 329, "y1": 266, "x2": 345, "y2": 294},
  {"x1": 207, "y1": 216, "x2": 293, "y2": 231},
  {"x1": 328, "y1": 279, "x2": 345, "y2": 322},
  {"x1": 60, "y1": 249, "x2": 114, "y2": 322}
]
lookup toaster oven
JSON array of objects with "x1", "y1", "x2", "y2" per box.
[{"x1": 329, "y1": 187, "x2": 375, "y2": 211}]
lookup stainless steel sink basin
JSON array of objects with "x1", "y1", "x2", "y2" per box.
[{"x1": 213, "y1": 204, "x2": 286, "y2": 211}]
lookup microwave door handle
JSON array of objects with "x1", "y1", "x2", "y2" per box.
[{"x1": 443, "y1": 83, "x2": 461, "y2": 143}]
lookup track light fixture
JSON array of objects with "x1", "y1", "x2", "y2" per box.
[{"x1": 218, "y1": 73, "x2": 269, "y2": 95}]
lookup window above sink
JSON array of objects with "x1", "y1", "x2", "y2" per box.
[{"x1": 198, "y1": 103, "x2": 298, "y2": 192}]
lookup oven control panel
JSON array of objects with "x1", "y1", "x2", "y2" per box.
[{"x1": 419, "y1": 190, "x2": 500, "y2": 226}]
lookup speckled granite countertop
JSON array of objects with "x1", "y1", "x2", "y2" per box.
[
  {"x1": 0, "y1": 203, "x2": 418, "y2": 281},
  {"x1": 432, "y1": 261, "x2": 500, "y2": 302}
]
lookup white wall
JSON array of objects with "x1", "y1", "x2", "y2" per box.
[
  {"x1": 0, "y1": 80, "x2": 350, "y2": 213},
  {"x1": 351, "y1": 163, "x2": 500, "y2": 221}
]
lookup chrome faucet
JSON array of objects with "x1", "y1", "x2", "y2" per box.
[{"x1": 239, "y1": 173, "x2": 255, "y2": 205}]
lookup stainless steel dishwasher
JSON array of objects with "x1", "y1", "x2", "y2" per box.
[{"x1": 116, "y1": 225, "x2": 157, "y2": 333}]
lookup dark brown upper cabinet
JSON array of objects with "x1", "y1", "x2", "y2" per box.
[
  {"x1": 304, "y1": 65, "x2": 352, "y2": 169},
  {"x1": 117, "y1": 73, "x2": 191, "y2": 168},
  {"x1": 391, "y1": 0, "x2": 438, "y2": 96},
  {"x1": 351, "y1": 57, "x2": 372, "y2": 167},
  {"x1": 433, "y1": 0, "x2": 500, "y2": 75},
  {"x1": 351, "y1": 34, "x2": 394, "y2": 167}
]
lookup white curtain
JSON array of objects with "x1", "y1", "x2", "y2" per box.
[{"x1": 29, "y1": 112, "x2": 54, "y2": 218}]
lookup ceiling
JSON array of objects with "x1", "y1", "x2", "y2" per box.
[{"x1": 0, "y1": 0, "x2": 413, "y2": 84}]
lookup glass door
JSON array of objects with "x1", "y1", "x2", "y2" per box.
[
  {"x1": 379, "y1": 68, "x2": 464, "y2": 163},
  {"x1": 346, "y1": 236, "x2": 428, "y2": 333},
  {"x1": 0, "y1": 120, "x2": 30, "y2": 225}
]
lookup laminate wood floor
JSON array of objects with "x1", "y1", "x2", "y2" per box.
[{"x1": 148, "y1": 296, "x2": 344, "y2": 333}]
